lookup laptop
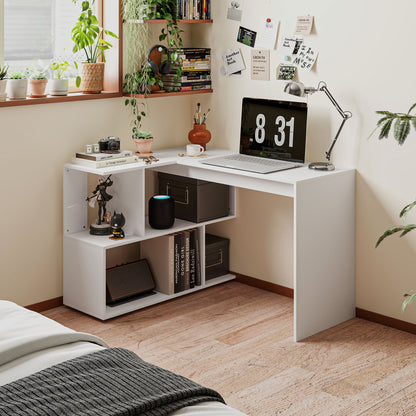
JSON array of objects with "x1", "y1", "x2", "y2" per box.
[{"x1": 201, "y1": 97, "x2": 308, "y2": 174}]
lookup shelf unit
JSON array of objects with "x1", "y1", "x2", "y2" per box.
[{"x1": 63, "y1": 161, "x2": 236, "y2": 320}]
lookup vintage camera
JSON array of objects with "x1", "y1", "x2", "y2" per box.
[{"x1": 99, "y1": 136, "x2": 120, "y2": 153}]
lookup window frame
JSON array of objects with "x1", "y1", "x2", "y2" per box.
[{"x1": 0, "y1": 0, "x2": 122, "y2": 108}]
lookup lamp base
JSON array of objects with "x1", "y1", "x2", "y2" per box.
[{"x1": 308, "y1": 162, "x2": 335, "y2": 171}]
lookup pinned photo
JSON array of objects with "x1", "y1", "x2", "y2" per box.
[{"x1": 277, "y1": 64, "x2": 296, "y2": 81}]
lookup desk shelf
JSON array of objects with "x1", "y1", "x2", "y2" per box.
[{"x1": 63, "y1": 157, "x2": 236, "y2": 320}]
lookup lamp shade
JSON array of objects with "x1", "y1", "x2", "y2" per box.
[{"x1": 284, "y1": 81, "x2": 306, "y2": 97}]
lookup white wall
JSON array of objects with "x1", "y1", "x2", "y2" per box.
[{"x1": 2, "y1": 0, "x2": 416, "y2": 325}]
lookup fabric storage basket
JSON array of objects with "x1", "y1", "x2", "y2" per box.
[
  {"x1": 158, "y1": 172, "x2": 229, "y2": 223},
  {"x1": 205, "y1": 234, "x2": 230, "y2": 280}
]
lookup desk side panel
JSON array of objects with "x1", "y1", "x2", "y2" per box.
[{"x1": 294, "y1": 170, "x2": 356, "y2": 341}]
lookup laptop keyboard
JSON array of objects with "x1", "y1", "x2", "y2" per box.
[{"x1": 223, "y1": 154, "x2": 293, "y2": 167}]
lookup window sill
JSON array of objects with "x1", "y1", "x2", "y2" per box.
[{"x1": 0, "y1": 91, "x2": 123, "y2": 108}]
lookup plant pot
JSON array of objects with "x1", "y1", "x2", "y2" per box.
[
  {"x1": 0, "y1": 79, "x2": 7, "y2": 101},
  {"x1": 133, "y1": 137, "x2": 153, "y2": 154},
  {"x1": 29, "y1": 79, "x2": 48, "y2": 98},
  {"x1": 6, "y1": 79, "x2": 28, "y2": 100},
  {"x1": 48, "y1": 78, "x2": 69, "y2": 96},
  {"x1": 80, "y1": 62, "x2": 105, "y2": 94},
  {"x1": 188, "y1": 124, "x2": 211, "y2": 150}
]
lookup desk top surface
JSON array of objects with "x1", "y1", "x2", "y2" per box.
[{"x1": 65, "y1": 146, "x2": 355, "y2": 186}]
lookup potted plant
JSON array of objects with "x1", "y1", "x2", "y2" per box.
[
  {"x1": 373, "y1": 103, "x2": 416, "y2": 310},
  {"x1": 6, "y1": 71, "x2": 28, "y2": 100},
  {"x1": 0, "y1": 64, "x2": 8, "y2": 101},
  {"x1": 71, "y1": 0, "x2": 118, "y2": 93},
  {"x1": 29, "y1": 71, "x2": 48, "y2": 98},
  {"x1": 133, "y1": 130, "x2": 154, "y2": 154},
  {"x1": 49, "y1": 60, "x2": 77, "y2": 96}
]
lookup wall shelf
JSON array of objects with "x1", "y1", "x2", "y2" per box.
[
  {"x1": 125, "y1": 19, "x2": 213, "y2": 24},
  {"x1": 124, "y1": 89, "x2": 213, "y2": 98}
]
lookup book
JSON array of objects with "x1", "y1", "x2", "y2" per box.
[
  {"x1": 184, "y1": 230, "x2": 190, "y2": 290},
  {"x1": 163, "y1": 80, "x2": 212, "y2": 87},
  {"x1": 174, "y1": 233, "x2": 181, "y2": 293},
  {"x1": 71, "y1": 155, "x2": 139, "y2": 168},
  {"x1": 195, "y1": 229, "x2": 201, "y2": 286},
  {"x1": 75, "y1": 150, "x2": 133, "y2": 161},
  {"x1": 140, "y1": 234, "x2": 174, "y2": 295},
  {"x1": 189, "y1": 229, "x2": 197, "y2": 288},
  {"x1": 178, "y1": 232, "x2": 186, "y2": 292}
]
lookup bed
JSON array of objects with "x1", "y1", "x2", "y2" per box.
[{"x1": 0, "y1": 300, "x2": 246, "y2": 415}]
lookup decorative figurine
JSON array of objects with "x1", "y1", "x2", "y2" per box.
[
  {"x1": 86, "y1": 175, "x2": 114, "y2": 235},
  {"x1": 109, "y1": 211, "x2": 125, "y2": 240}
]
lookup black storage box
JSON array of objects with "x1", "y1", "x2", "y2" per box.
[
  {"x1": 205, "y1": 234, "x2": 230, "y2": 281},
  {"x1": 158, "y1": 172, "x2": 229, "y2": 223}
]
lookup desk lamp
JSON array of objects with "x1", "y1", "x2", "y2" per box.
[{"x1": 284, "y1": 81, "x2": 352, "y2": 171}]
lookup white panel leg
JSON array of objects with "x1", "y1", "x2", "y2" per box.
[
  {"x1": 63, "y1": 237, "x2": 106, "y2": 319},
  {"x1": 294, "y1": 170, "x2": 355, "y2": 341}
]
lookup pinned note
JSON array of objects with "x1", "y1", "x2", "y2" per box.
[
  {"x1": 292, "y1": 44, "x2": 318, "y2": 71},
  {"x1": 277, "y1": 64, "x2": 296, "y2": 81},
  {"x1": 227, "y1": 0, "x2": 244, "y2": 21},
  {"x1": 222, "y1": 49, "x2": 246, "y2": 76},
  {"x1": 255, "y1": 17, "x2": 279, "y2": 50},
  {"x1": 251, "y1": 50, "x2": 270, "y2": 81},
  {"x1": 294, "y1": 15, "x2": 314, "y2": 36}
]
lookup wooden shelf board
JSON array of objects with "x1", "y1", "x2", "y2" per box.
[
  {"x1": 125, "y1": 19, "x2": 213, "y2": 24},
  {"x1": 124, "y1": 89, "x2": 213, "y2": 98}
]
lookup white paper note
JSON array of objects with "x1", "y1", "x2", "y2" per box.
[
  {"x1": 292, "y1": 44, "x2": 318, "y2": 71},
  {"x1": 251, "y1": 50, "x2": 270, "y2": 81},
  {"x1": 255, "y1": 17, "x2": 279, "y2": 50},
  {"x1": 222, "y1": 49, "x2": 246, "y2": 76},
  {"x1": 294, "y1": 15, "x2": 314, "y2": 36}
]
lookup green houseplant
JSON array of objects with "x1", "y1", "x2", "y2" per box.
[
  {"x1": 7, "y1": 71, "x2": 28, "y2": 100},
  {"x1": 49, "y1": 60, "x2": 76, "y2": 96},
  {"x1": 373, "y1": 102, "x2": 416, "y2": 310},
  {"x1": 71, "y1": 0, "x2": 118, "y2": 93},
  {"x1": 0, "y1": 64, "x2": 8, "y2": 100},
  {"x1": 28, "y1": 70, "x2": 48, "y2": 98}
]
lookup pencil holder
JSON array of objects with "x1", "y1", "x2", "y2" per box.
[{"x1": 188, "y1": 124, "x2": 211, "y2": 150}]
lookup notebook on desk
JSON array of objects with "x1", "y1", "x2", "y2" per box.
[{"x1": 201, "y1": 97, "x2": 308, "y2": 174}]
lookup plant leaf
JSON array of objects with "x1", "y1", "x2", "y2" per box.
[
  {"x1": 378, "y1": 119, "x2": 393, "y2": 140},
  {"x1": 407, "y1": 102, "x2": 416, "y2": 115},
  {"x1": 402, "y1": 291, "x2": 416, "y2": 312},
  {"x1": 376, "y1": 225, "x2": 409, "y2": 247},
  {"x1": 393, "y1": 117, "x2": 410, "y2": 145},
  {"x1": 399, "y1": 201, "x2": 416, "y2": 219},
  {"x1": 399, "y1": 224, "x2": 416, "y2": 238},
  {"x1": 376, "y1": 111, "x2": 396, "y2": 117}
]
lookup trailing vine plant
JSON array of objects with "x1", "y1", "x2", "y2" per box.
[{"x1": 372, "y1": 102, "x2": 416, "y2": 310}]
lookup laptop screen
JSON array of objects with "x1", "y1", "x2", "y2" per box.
[{"x1": 240, "y1": 97, "x2": 308, "y2": 163}]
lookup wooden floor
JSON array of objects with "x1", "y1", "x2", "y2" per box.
[{"x1": 43, "y1": 282, "x2": 416, "y2": 416}]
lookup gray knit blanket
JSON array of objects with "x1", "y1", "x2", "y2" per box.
[{"x1": 0, "y1": 348, "x2": 224, "y2": 415}]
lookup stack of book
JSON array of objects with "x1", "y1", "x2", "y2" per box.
[
  {"x1": 141, "y1": 229, "x2": 201, "y2": 295},
  {"x1": 72, "y1": 150, "x2": 139, "y2": 168},
  {"x1": 177, "y1": 0, "x2": 211, "y2": 20},
  {"x1": 163, "y1": 48, "x2": 211, "y2": 92}
]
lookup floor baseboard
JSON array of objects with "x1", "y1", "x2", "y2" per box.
[
  {"x1": 233, "y1": 272, "x2": 294, "y2": 298},
  {"x1": 26, "y1": 297, "x2": 63, "y2": 313}
]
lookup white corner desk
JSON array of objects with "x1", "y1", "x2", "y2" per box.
[{"x1": 64, "y1": 147, "x2": 355, "y2": 342}]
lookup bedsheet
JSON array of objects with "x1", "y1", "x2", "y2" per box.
[{"x1": 0, "y1": 301, "x2": 246, "y2": 416}]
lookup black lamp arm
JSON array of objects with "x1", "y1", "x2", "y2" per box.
[{"x1": 318, "y1": 82, "x2": 352, "y2": 162}]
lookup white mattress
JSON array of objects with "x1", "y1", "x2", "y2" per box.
[{"x1": 0, "y1": 301, "x2": 245, "y2": 416}]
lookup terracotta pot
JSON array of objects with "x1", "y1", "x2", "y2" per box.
[
  {"x1": 133, "y1": 137, "x2": 153, "y2": 154},
  {"x1": 80, "y1": 62, "x2": 105, "y2": 94},
  {"x1": 29, "y1": 79, "x2": 48, "y2": 98},
  {"x1": 48, "y1": 79, "x2": 69, "y2": 96},
  {"x1": 188, "y1": 124, "x2": 211, "y2": 150},
  {"x1": 6, "y1": 79, "x2": 28, "y2": 100}
]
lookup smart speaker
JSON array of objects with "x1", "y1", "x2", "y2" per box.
[{"x1": 149, "y1": 195, "x2": 175, "y2": 229}]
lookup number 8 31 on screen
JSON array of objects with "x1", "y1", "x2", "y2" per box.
[{"x1": 255, "y1": 114, "x2": 295, "y2": 147}]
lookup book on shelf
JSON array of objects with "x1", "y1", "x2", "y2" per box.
[
  {"x1": 162, "y1": 80, "x2": 212, "y2": 87},
  {"x1": 195, "y1": 230, "x2": 201, "y2": 286},
  {"x1": 170, "y1": 85, "x2": 211, "y2": 92},
  {"x1": 177, "y1": 0, "x2": 211, "y2": 20},
  {"x1": 174, "y1": 232, "x2": 182, "y2": 293},
  {"x1": 179, "y1": 231, "x2": 186, "y2": 292},
  {"x1": 75, "y1": 150, "x2": 133, "y2": 161},
  {"x1": 162, "y1": 72, "x2": 211, "y2": 82},
  {"x1": 189, "y1": 229, "x2": 197, "y2": 288},
  {"x1": 184, "y1": 230, "x2": 190, "y2": 290},
  {"x1": 140, "y1": 234, "x2": 175, "y2": 295},
  {"x1": 71, "y1": 155, "x2": 139, "y2": 168}
]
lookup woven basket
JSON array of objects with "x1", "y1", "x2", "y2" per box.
[{"x1": 80, "y1": 62, "x2": 105, "y2": 94}]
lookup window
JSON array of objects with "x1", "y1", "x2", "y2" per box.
[{"x1": 2, "y1": 0, "x2": 99, "y2": 76}]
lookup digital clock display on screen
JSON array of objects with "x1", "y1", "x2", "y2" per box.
[{"x1": 240, "y1": 97, "x2": 308, "y2": 163}]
